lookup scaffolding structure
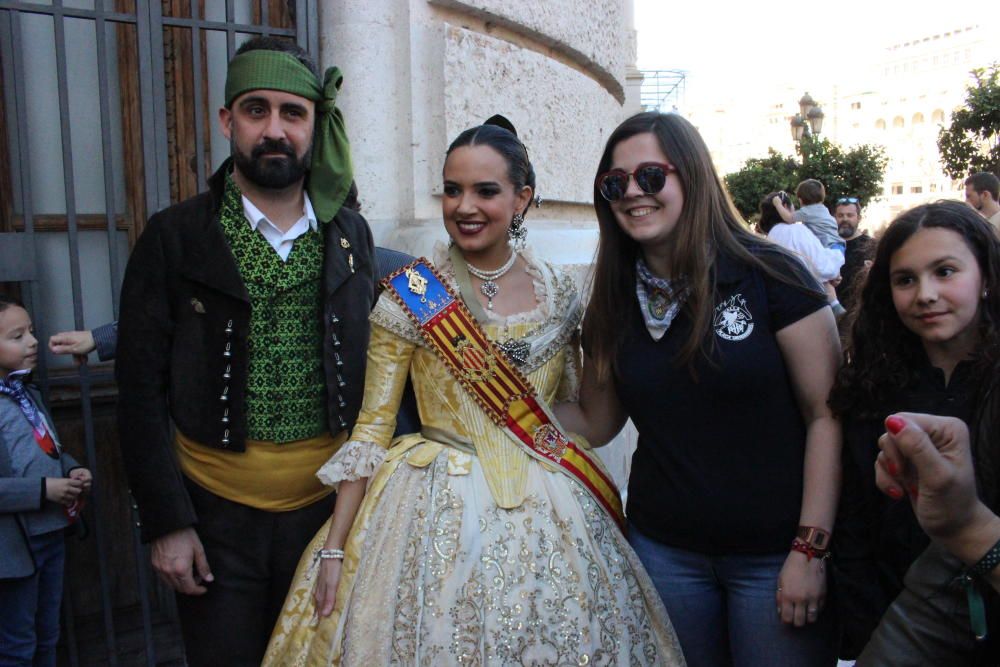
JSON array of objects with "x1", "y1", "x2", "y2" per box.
[{"x1": 640, "y1": 70, "x2": 687, "y2": 112}]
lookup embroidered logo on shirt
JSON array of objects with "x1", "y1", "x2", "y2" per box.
[{"x1": 713, "y1": 294, "x2": 754, "y2": 341}]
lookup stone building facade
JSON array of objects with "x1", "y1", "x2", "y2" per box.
[{"x1": 323, "y1": 0, "x2": 641, "y2": 270}]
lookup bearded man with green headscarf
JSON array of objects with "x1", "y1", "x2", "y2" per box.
[{"x1": 115, "y1": 36, "x2": 378, "y2": 666}]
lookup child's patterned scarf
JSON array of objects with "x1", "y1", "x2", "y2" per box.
[{"x1": 0, "y1": 369, "x2": 58, "y2": 458}]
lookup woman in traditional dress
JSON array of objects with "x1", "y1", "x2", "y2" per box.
[{"x1": 263, "y1": 118, "x2": 685, "y2": 666}]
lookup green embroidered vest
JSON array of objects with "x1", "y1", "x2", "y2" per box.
[{"x1": 219, "y1": 175, "x2": 327, "y2": 442}]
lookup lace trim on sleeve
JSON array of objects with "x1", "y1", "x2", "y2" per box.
[
  {"x1": 315, "y1": 439, "x2": 387, "y2": 488},
  {"x1": 369, "y1": 291, "x2": 423, "y2": 346}
]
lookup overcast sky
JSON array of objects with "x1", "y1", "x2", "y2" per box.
[{"x1": 633, "y1": 1, "x2": 980, "y2": 98}]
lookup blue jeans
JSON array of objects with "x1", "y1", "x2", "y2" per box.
[
  {"x1": 0, "y1": 530, "x2": 65, "y2": 667},
  {"x1": 629, "y1": 525, "x2": 836, "y2": 667}
]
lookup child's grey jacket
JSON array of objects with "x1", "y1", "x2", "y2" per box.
[{"x1": 0, "y1": 385, "x2": 80, "y2": 579}]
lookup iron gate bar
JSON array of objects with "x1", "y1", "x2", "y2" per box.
[
  {"x1": 129, "y1": 497, "x2": 157, "y2": 667},
  {"x1": 295, "y1": 0, "x2": 304, "y2": 50},
  {"x1": 94, "y1": 0, "x2": 122, "y2": 317},
  {"x1": 2, "y1": 9, "x2": 49, "y2": 398},
  {"x1": 51, "y1": 2, "x2": 122, "y2": 663},
  {"x1": 160, "y1": 16, "x2": 294, "y2": 34},
  {"x1": 145, "y1": 1, "x2": 171, "y2": 215},
  {"x1": 189, "y1": 0, "x2": 206, "y2": 189},
  {"x1": 62, "y1": 580, "x2": 80, "y2": 667},
  {"x1": 0, "y1": 3, "x2": 136, "y2": 22},
  {"x1": 260, "y1": 0, "x2": 268, "y2": 34},
  {"x1": 225, "y1": 0, "x2": 234, "y2": 60}
]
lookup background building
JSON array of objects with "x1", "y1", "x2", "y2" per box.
[{"x1": 680, "y1": 23, "x2": 997, "y2": 232}]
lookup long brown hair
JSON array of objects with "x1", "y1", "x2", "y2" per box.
[{"x1": 584, "y1": 112, "x2": 816, "y2": 382}]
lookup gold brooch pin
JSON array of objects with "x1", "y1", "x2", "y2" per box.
[
  {"x1": 190, "y1": 298, "x2": 206, "y2": 314},
  {"x1": 340, "y1": 237, "x2": 351, "y2": 249},
  {"x1": 348, "y1": 253, "x2": 355, "y2": 273},
  {"x1": 405, "y1": 267, "x2": 428, "y2": 303}
]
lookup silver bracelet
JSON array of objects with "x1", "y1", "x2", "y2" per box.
[{"x1": 317, "y1": 548, "x2": 345, "y2": 561}]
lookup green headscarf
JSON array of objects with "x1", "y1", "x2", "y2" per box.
[{"x1": 224, "y1": 49, "x2": 353, "y2": 221}]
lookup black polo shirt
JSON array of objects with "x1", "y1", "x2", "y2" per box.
[{"x1": 614, "y1": 247, "x2": 827, "y2": 555}]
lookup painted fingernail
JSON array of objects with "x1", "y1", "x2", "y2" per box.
[
  {"x1": 887, "y1": 486, "x2": 904, "y2": 500},
  {"x1": 886, "y1": 416, "x2": 906, "y2": 435},
  {"x1": 886, "y1": 460, "x2": 899, "y2": 477}
]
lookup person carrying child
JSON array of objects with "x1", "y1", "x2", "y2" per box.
[
  {"x1": 0, "y1": 295, "x2": 92, "y2": 666},
  {"x1": 794, "y1": 179, "x2": 846, "y2": 253}
]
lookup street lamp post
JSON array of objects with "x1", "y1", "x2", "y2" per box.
[{"x1": 789, "y1": 92, "x2": 825, "y2": 160}]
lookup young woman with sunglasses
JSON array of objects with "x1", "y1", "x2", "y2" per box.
[
  {"x1": 262, "y1": 118, "x2": 685, "y2": 666},
  {"x1": 830, "y1": 201, "x2": 1000, "y2": 663},
  {"x1": 556, "y1": 112, "x2": 841, "y2": 667}
]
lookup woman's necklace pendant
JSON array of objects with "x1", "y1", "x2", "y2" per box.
[{"x1": 481, "y1": 280, "x2": 499, "y2": 309}]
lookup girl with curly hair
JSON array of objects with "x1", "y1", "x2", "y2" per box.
[{"x1": 830, "y1": 200, "x2": 1000, "y2": 662}]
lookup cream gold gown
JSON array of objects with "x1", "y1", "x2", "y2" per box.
[{"x1": 263, "y1": 248, "x2": 685, "y2": 666}]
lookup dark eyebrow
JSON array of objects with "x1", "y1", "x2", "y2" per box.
[
  {"x1": 890, "y1": 256, "x2": 963, "y2": 277},
  {"x1": 238, "y1": 96, "x2": 269, "y2": 109},
  {"x1": 280, "y1": 101, "x2": 309, "y2": 115},
  {"x1": 474, "y1": 181, "x2": 501, "y2": 188}
]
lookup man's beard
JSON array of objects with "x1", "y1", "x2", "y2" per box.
[
  {"x1": 838, "y1": 224, "x2": 856, "y2": 239},
  {"x1": 232, "y1": 138, "x2": 310, "y2": 189}
]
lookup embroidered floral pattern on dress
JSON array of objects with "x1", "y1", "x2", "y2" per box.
[{"x1": 335, "y1": 454, "x2": 681, "y2": 666}]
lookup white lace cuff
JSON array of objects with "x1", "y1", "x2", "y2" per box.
[{"x1": 315, "y1": 440, "x2": 387, "y2": 489}]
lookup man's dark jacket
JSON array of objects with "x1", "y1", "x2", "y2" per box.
[{"x1": 116, "y1": 161, "x2": 376, "y2": 542}]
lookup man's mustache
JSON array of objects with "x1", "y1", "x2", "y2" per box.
[{"x1": 251, "y1": 139, "x2": 296, "y2": 160}]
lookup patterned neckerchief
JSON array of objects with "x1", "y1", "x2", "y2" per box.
[
  {"x1": 0, "y1": 369, "x2": 59, "y2": 458},
  {"x1": 635, "y1": 259, "x2": 688, "y2": 342}
]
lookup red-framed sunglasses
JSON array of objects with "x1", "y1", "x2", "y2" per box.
[{"x1": 596, "y1": 162, "x2": 676, "y2": 202}]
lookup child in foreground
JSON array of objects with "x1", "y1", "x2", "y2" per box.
[{"x1": 0, "y1": 295, "x2": 91, "y2": 666}]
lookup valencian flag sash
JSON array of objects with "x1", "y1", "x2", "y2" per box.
[{"x1": 384, "y1": 259, "x2": 625, "y2": 529}]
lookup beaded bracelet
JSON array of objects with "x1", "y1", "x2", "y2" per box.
[
  {"x1": 317, "y1": 548, "x2": 345, "y2": 561},
  {"x1": 968, "y1": 537, "x2": 1000, "y2": 578},
  {"x1": 790, "y1": 537, "x2": 830, "y2": 562}
]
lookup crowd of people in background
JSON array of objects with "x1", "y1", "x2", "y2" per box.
[{"x1": 5, "y1": 34, "x2": 1000, "y2": 667}]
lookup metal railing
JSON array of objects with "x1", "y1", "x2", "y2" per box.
[{"x1": 640, "y1": 68, "x2": 687, "y2": 112}]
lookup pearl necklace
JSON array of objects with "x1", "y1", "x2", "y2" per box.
[{"x1": 466, "y1": 250, "x2": 518, "y2": 310}]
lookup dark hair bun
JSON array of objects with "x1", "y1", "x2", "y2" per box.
[{"x1": 484, "y1": 114, "x2": 517, "y2": 137}]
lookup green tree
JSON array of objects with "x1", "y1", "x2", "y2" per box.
[
  {"x1": 937, "y1": 64, "x2": 1000, "y2": 179},
  {"x1": 724, "y1": 136, "x2": 887, "y2": 220},
  {"x1": 724, "y1": 150, "x2": 798, "y2": 221}
]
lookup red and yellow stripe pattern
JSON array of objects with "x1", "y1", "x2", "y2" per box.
[{"x1": 385, "y1": 259, "x2": 624, "y2": 529}]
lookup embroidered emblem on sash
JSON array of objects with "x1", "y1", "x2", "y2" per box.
[
  {"x1": 533, "y1": 423, "x2": 568, "y2": 458},
  {"x1": 455, "y1": 336, "x2": 497, "y2": 382},
  {"x1": 714, "y1": 294, "x2": 754, "y2": 341}
]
